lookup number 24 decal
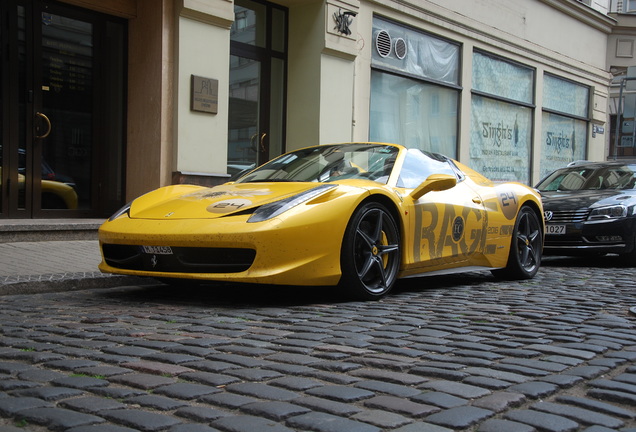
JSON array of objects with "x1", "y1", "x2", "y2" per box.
[{"x1": 500, "y1": 192, "x2": 517, "y2": 207}]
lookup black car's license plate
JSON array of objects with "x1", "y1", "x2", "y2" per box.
[
  {"x1": 142, "y1": 245, "x2": 173, "y2": 255},
  {"x1": 546, "y1": 224, "x2": 566, "y2": 235}
]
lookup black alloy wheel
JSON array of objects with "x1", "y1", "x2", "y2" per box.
[
  {"x1": 492, "y1": 205, "x2": 543, "y2": 280},
  {"x1": 340, "y1": 202, "x2": 401, "y2": 300}
]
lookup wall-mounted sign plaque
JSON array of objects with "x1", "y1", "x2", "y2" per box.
[{"x1": 191, "y1": 75, "x2": 218, "y2": 114}]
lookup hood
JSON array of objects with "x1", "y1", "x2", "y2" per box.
[
  {"x1": 130, "y1": 182, "x2": 329, "y2": 219},
  {"x1": 540, "y1": 189, "x2": 636, "y2": 211}
]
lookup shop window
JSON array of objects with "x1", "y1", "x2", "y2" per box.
[
  {"x1": 370, "y1": 16, "x2": 460, "y2": 158},
  {"x1": 543, "y1": 74, "x2": 589, "y2": 118},
  {"x1": 370, "y1": 71, "x2": 458, "y2": 157},
  {"x1": 473, "y1": 52, "x2": 533, "y2": 104},
  {"x1": 470, "y1": 51, "x2": 534, "y2": 184},
  {"x1": 540, "y1": 74, "x2": 589, "y2": 178}
]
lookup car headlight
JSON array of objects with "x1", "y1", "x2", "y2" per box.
[
  {"x1": 248, "y1": 185, "x2": 337, "y2": 223},
  {"x1": 108, "y1": 201, "x2": 132, "y2": 222},
  {"x1": 588, "y1": 204, "x2": 628, "y2": 221}
]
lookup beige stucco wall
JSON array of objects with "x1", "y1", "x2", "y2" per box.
[
  {"x1": 425, "y1": 0, "x2": 610, "y2": 70},
  {"x1": 176, "y1": 16, "x2": 231, "y2": 176},
  {"x1": 285, "y1": 0, "x2": 360, "y2": 150},
  {"x1": 286, "y1": 2, "x2": 324, "y2": 150},
  {"x1": 607, "y1": 14, "x2": 636, "y2": 69},
  {"x1": 319, "y1": 54, "x2": 355, "y2": 143},
  {"x1": 126, "y1": 0, "x2": 175, "y2": 201}
]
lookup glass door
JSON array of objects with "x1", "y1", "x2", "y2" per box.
[
  {"x1": 1, "y1": 0, "x2": 126, "y2": 218},
  {"x1": 228, "y1": 55, "x2": 263, "y2": 176},
  {"x1": 37, "y1": 7, "x2": 94, "y2": 212},
  {"x1": 228, "y1": 0, "x2": 286, "y2": 176}
]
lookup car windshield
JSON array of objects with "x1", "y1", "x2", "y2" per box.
[
  {"x1": 235, "y1": 144, "x2": 399, "y2": 184},
  {"x1": 536, "y1": 163, "x2": 636, "y2": 191}
]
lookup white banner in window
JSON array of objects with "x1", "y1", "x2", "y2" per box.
[
  {"x1": 473, "y1": 51, "x2": 533, "y2": 104},
  {"x1": 372, "y1": 16, "x2": 459, "y2": 86},
  {"x1": 543, "y1": 74, "x2": 589, "y2": 118},
  {"x1": 470, "y1": 96, "x2": 531, "y2": 184},
  {"x1": 540, "y1": 112, "x2": 587, "y2": 178}
]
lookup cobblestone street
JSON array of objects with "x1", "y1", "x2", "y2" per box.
[{"x1": 0, "y1": 256, "x2": 635, "y2": 432}]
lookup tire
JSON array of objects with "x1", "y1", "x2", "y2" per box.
[
  {"x1": 492, "y1": 205, "x2": 543, "y2": 280},
  {"x1": 339, "y1": 202, "x2": 401, "y2": 300}
]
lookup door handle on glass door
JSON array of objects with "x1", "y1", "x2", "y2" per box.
[
  {"x1": 259, "y1": 133, "x2": 267, "y2": 152},
  {"x1": 35, "y1": 112, "x2": 52, "y2": 139}
]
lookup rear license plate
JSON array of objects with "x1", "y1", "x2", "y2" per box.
[
  {"x1": 546, "y1": 224, "x2": 566, "y2": 235},
  {"x1": 142, "y1": 245, "x2": 173, "y2": 255}
]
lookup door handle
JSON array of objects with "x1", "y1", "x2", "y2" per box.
[
  {"x1": 250, "y1": 132, "x2": 267, "y2": 153},
  {"x1": 472, "y1": 196, "x2": 482, "y2": 204},
  {"x1": 35, "y1": 112, "x2": 52, "y2": 139},
  {"x1": 250, "y1": 133, "x2": 258, "y2": 152},
  {"x1": 259, "y1": 133, "x2": 267, "y2": 152}
]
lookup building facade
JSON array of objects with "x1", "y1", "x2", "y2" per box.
[{"x1": 0, "y1": 0, "x2": 616, "y2": 219}]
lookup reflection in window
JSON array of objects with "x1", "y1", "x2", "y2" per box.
[
  {"x1": 397, "y1": 149, "x2": 457, "y2": 189},
  {"x1": 236, "y1": 144, "x2": 399, "y2": 184}
]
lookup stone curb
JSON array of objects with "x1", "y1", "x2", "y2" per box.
[{"x1": 0, "y1": 274, "x2": 151, "y2": 296}]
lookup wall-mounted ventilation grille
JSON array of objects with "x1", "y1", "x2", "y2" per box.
[
  {"x1": 375, "y1": 30, "x2": 407, "y2": 60},
  {"x1": 394, "y1": 38, "x2": 407, "y2": 59},
  {"x1": 375, "y1": 30, "x2": 392, "y2": 57}
]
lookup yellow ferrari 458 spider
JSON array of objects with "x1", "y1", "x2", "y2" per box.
[{"x1": 99, "y1": 142, "x2": 544, "y2": 299}]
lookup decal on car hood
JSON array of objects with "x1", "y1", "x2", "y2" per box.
[{"x1": 130, "y1": 183, "x2": 326, "y2": 219}]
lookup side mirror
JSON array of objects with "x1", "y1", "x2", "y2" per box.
[{"x1": 409, "y1": 174, "x2": 457, "y2": 200}]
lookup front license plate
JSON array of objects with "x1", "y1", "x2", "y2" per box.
[
  {"x1": 546, "y1": 224, "x2": 566, "y2": 235},
  {"x1": 142, "y1": 245, "x2": 173, "y2": 255}
]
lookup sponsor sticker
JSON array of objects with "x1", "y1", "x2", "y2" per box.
[{"x1": 452, "y1": 216, "x2": 464, "y2": 242}]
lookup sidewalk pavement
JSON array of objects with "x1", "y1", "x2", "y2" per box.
[{"x1": 0, "y1": 240, "x2": 146, "y2": 295}]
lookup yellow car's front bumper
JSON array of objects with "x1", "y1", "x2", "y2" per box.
[{"x1": 99, "y1": 211, "x2": 348, "y2": 286}]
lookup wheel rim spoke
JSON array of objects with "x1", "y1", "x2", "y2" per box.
[
  {"x1": 356, "y1": 249, "x2": 375, "y2": 279},
  {"x1": 356, "y1": 227, "x2": 375, "y2": 249},
  {"x1": 368, "y1": 256, "x2": 388, "y2": 288},
  {"x1": 369, "y1": 209, "x2": 384, "y2": 243},
  {"x1": 378, "y1": 244, "x2": 399, "y2": 255}
]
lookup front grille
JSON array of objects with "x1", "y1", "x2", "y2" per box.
[
  {"x1": 546, "y1": 209, "x2": 591, "y2": 223},
  {"x1": 102, "y1": 244, "x2": 256, "y2": 273}
]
